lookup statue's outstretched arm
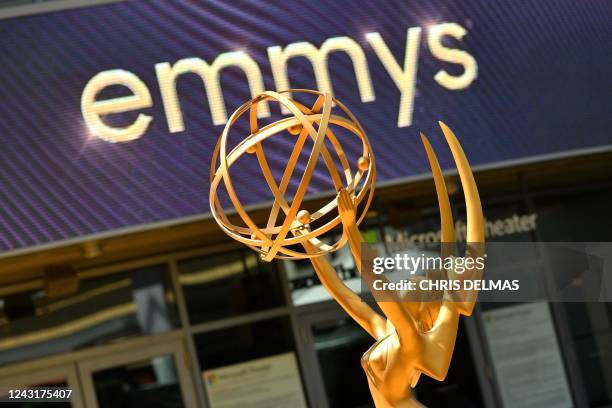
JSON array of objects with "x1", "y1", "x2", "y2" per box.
[
  {"x1": 337, "y1": 188, "x2": 420, "y2": 342},
  {"x1": 304, "y1": 239, "x2": 387, "y2": 339}
]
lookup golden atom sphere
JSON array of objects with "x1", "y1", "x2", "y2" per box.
[{"x1": 209, "y1": 89, "x2": 375, "y2": 261}]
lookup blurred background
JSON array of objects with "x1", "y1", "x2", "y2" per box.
[{"x1": 0, "y1": 0, "x2": 611, "y2": 407}]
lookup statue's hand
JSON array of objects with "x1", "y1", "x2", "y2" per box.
[{"x1": 337, "y1": 188, "x2": 357, "y2": 228}]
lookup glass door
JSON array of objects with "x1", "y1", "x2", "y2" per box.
[
  {"x1": 78, "y1": 339, "x2": 197, "y2": 408},
  {"x1": 0, "y1": 364, "x2": 85, "y2": 408},
  {"x1": 296, "y1": 307, "x2": 375, "y2": 408}
]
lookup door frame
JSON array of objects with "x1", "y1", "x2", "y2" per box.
[
  {"x1": 294, "y1": 302, "x2": 358, "y2": 408},
  {"x1": 0, "y1": 330, "x2": 197, "y2": 407},
  {"x1": 78, "y1": 337, "x2": 197, "y2": 407}
]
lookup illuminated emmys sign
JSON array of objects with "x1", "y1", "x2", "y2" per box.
[{"x1": 81, "y1": 23, "x2": 477, "y2": 143}]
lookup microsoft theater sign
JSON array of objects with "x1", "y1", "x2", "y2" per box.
[{"x1": 81, "y1": 23, "x2": 477, "y2": 143}]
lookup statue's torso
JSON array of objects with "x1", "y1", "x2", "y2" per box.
[{"x1": 361, "y1": 328, "x2": 422, "y2": 407}]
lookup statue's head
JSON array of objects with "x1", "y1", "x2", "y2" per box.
[{"x1": 210, "y1": 89, "x2": 375, "y2": 262}]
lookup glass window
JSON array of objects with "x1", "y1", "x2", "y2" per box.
[
  {"x1": 0, "y1": 265, "x2": 178, "y2": 366},
  {"x1": 534, "y1": 188, "x2": 612, "y2": 407},
  {"x1": 194, "y1": 317, "x2": 306, "y2": 407},
  {"x1": 193, "y1": 316, "x2": 295, "y2": 370},
  {"x1": 178, "y1": 250, "x2": 286, "y2": 324},
  {"x1": 416, "y1": 321, "x2": 484, "y2": 407},
  {"x1": 91, "y1": 354, "x2": 185, "y2": 408},
  {"x1": 312, "y1": 317, "x2": 373, "y2": 407},
  {"x1": 534, "y1": 188, "x2": 612, "y2": 242}
]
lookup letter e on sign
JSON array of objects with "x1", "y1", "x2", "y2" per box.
[{"x1": 82, "y1": 70, "x2": 153, "y2": 143}]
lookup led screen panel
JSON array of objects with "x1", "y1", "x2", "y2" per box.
[{"x1": 1, "y1": 0, "x2": 611, "y2": 253}]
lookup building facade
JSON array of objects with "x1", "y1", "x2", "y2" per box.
[{"x1": 0, "y1": 1, "x2": 611, "y2": 407}]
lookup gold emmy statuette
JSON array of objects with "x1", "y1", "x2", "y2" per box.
[{"x1": 210, "y1": 89, "x2": 484, "y2": 408}]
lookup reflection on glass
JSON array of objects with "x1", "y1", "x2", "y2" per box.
[
  {"x1": 535, "y1": 189, "x2": 612, "y2": 406},
  {"x1": 194, "y1": 317, "x2": 295, "y2": 370},
  {"x1": 312, "y1": 318, "x2": 373, "y2": 408},
  {"x1": 565, "y1": 303, "x2": 612, "y2": 407},
  {"x1": 0, "y1": 265, "x2": 178, "y2": 366},
  {"x1": 93, "y1": 354, "x2": 183, "y2": 408},
  {"x1": 179, "y1": 251, "x2": 285, "y2": 324}
]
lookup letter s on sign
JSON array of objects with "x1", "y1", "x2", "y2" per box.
[
  {"x1": 81, "y1": 70, "x2": 153, "y2": 143},
  {"x1": 428, "y1": 23, "x2": 478, "y2": 90}
]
